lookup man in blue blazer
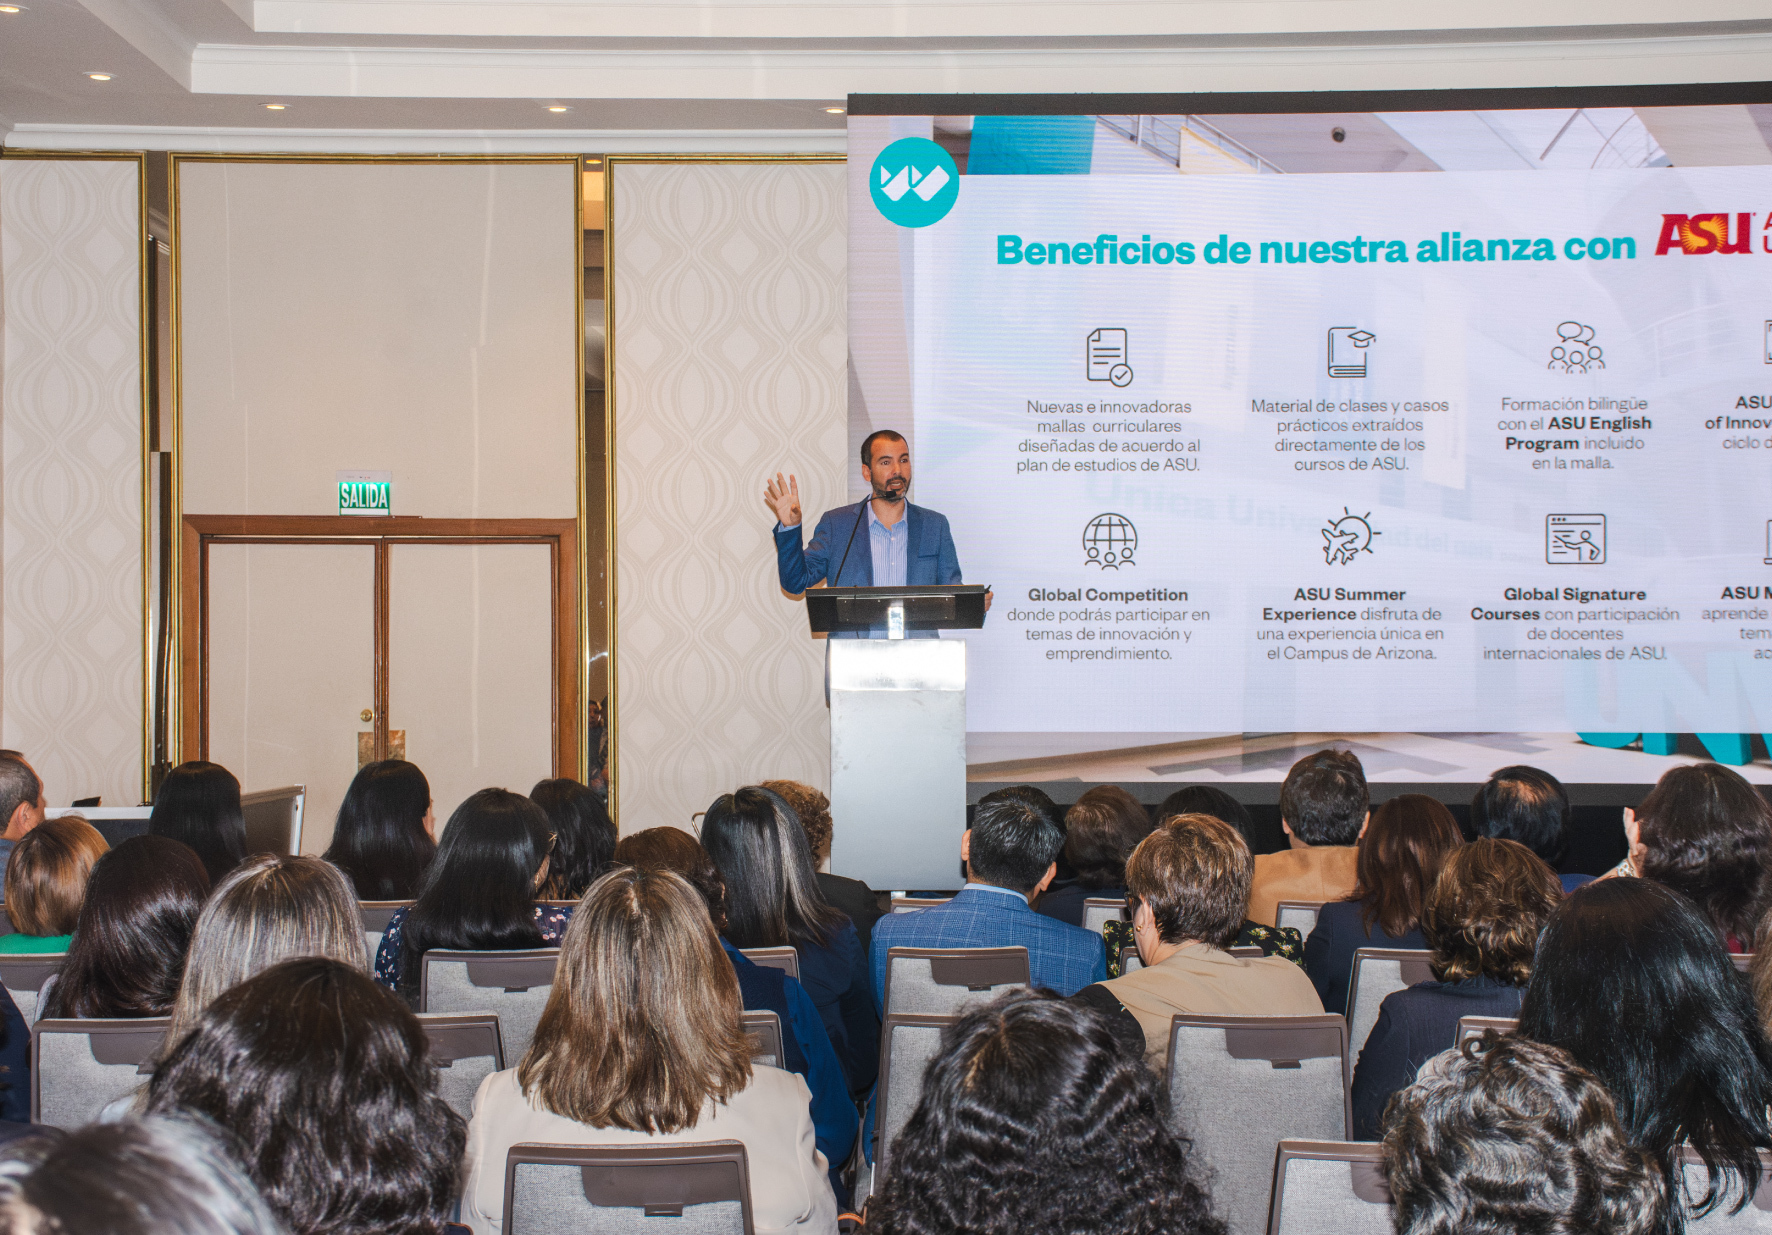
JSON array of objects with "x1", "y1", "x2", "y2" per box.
[
  {"x1": 869, "y1": 790, "x2": 1108, "y2": 1009},
  {"x1": 766, "y1": 430, "x2": 985, "y2": 635}
]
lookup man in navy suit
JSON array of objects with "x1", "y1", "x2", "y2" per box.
[
  {"x1": 766, "y1": 429, "x2": 986, "y2": 634},
  {"x1": 868, "y1": 789, "x2": 1107, "y2": 1008}
]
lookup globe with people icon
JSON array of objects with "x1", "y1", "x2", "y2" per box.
[{"x1": 1084, "y1": 513, "x2": 1137, "y2": 569}]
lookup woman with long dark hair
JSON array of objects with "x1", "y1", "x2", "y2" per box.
[
  {"x1": 1303, "y1": 793, "x2": 1463, "y2": 1016},
  {"x1": 1520, "y1": 879, "x2": 1772, "y2": 1231},
  {"x1": 868, "y1": 989, "x2": 1223, "y2": 1235},
  {"x1": 529, "y1": 777, "x2": 615, "y2": 902},
  {"x1": 375, "y1": 788, "x2": 561, "y2": 1002},
  {"x1": 1619, "y1": 762, "x2": 1772, "y2": 950},
  {"x1": 146, "y1": 957, "x2": 465, "y2": 1235},
  {"x1": 42, "y1": 835, "x2": 209, "y2": 1019},
  {"x1": 701, "y1": 785, "x2": 876, "y2": 1092},
  {"x1": 323, "y1": 760, "x2": 435, "y2": 901},
  {"x1": 148, "y1": 762, "x2": 247, "y2": 885}
]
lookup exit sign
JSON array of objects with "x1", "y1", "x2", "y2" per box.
[{"x1": 338, "y1": 471, "x2": 391, "y2": 516}]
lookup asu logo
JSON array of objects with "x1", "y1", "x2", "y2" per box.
[{"x1": 1654, "y1": 212, "x2": 1755, "y2": 255}]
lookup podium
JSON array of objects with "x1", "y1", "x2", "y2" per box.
[{"x1": 808, "y1": 586, "x2": 988, "y2": 891}]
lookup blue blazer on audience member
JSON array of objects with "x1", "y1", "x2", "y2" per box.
[
  {"x1": 792, "y1": 920, "x2": 880, "y2": 1094},
  {"x1": 868, "y1": 884, "x2": 1107, "y2": 1009},
  {"x1": 1349, "y1": 975, "x2": 1525, "y2": 1140},
  {"x1": 1303, "y1": 898, "x2": 1428, "y2": 1019},
  {"x1": 721, "y1": 941, "x2": 857, "y2": 1168}
]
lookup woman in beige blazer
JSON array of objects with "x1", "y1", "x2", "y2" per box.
[{"x1": 460, "y1": 866, "x2": 838, "y2": 1235}]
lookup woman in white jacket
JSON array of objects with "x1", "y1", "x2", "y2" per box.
[{"x1": 460, "y1": 864, "x2": 838, "y2": 1235}]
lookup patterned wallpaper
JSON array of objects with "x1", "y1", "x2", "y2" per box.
[
  {"x1": 610, "y1": 161, "x2": 847, "y2": 833},
  {"x1": 0, "y1": 158, "x2": 145, "y2": 807}
]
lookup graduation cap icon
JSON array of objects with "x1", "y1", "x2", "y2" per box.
[{"x1": 1344, "y1": 330, "x2": 1375, "y2": 347}]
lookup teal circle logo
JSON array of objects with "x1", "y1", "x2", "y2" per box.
[{"x1": 870, "y1": 137, "x2": 960, "y2": 228}]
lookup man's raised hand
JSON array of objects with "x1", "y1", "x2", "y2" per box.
[{"x1": 765, "y1": 472, "x2": 802, "y2": 528}]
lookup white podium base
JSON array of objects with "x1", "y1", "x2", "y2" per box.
[{"x1": 827, "y1": 639, "x2": 967, "y2": 892}]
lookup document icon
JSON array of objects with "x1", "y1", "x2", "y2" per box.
[
  {"x1": 1086, "y1": 329, "x2": 1133, "y2": 387},
  {"x1": 1546, "y1": 513, "x2": 1606, "y2": 565},
  {"x1": 1327, "y1": 327, "x2": 1376, "y2": 378}
]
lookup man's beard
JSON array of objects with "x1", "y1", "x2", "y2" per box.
[{"x1": 872, "y1": 479, "x2": 908, "y2": 503}]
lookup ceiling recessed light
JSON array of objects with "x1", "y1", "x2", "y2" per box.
[
  {"x1": 824, "y1": 106, "x2": 845, "y2": 114},
  {"x1": 85, "y1": 72, "x2": 113, "y2": 81},
  {"x1": 547, "y1": 106, "x2": 570, "y2": 113},
  {"x1": 263, "y1": 103, "x2": 287, "y2": 110}
]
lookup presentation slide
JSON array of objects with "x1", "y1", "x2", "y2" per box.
[{"x1": 846, "y1": 100, "x2": 1772, "y2": 784}]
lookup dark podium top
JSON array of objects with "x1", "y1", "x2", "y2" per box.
[{"x1": 806, "y1": 585, "x2": 989, "y2": 635}]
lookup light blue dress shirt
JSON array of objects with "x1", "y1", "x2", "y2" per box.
[{"x1": 867, "y1": 501, "x2": 909, "y2": 587}]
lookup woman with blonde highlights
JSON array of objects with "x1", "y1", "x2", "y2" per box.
[
  {"x1": 2, "y1": 815, "x2": 108, "y2": 951},
  {"x1": 460, "y1": 867, "x2": 838, "y2": 1235}
]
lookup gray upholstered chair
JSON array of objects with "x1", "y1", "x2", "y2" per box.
[
  {"x1": 872, "y1": 1013, "x2": 955, "y2": 1194},
  {"x1": 737, "y1": 947, "x2": 800, "y2": 981},
  {"x1": 501, "y1": 1140, "x2": 753, "y2": 1235},
  {"x1": 1275, "y1": 901, "x2": 1325, "y2": 940},
  {"x1": 0, "y1": 954, "x2": 66, "y2": 1025},
  {"x1": 1454, "y1": 1015, "x2": 1518, "y2": 1047},
  {"x1": 358, "y1": 900, "x2": 413, "y2": 961},
  {"x1": 32, "y1": 1017, "x2": 169, "y2": 1128},
  {"x1": 418, "y1": 1012, "x2": 506, "y2": 1122},
  {"x1": 1345, "y1": 948, "x2": 1433, "y2": 1064},
  {"x1": 739, "y1": 1010, "x2": 783, "y2": 1070},
  {"x1": 420, "y1": 949, "x2": 559, "y2": 1062},
  {"x1": 881, "y1": 947, "x2": 1028, "y2": 1017},
  {"x1": 1268, "y1": 1139, "x2": 1392, "y2": 1235},
  {"x1": 1082, "y1": 898, "x2": 1126, "y2": 936},
  {"x1": 1682, "y1": 1148, "x2": 1772, "y2": 1232},
  {"x1": 1165, "y1": 1014, "x2": 1351, "y2": 1235},
  {"x1": 889, "y1": 897, "x2": 949, "y2": 914}
]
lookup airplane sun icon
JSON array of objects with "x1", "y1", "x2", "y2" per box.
[{"x1": 1322, "y1": 508, "x2": 1380, "y2": 566}]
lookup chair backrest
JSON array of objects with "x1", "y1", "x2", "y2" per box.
[
  {"x1": 32, "y1": 1017, "x2": 169, "y2": 1128},
  {"x1": 1346, "y1": 949, "x2": 1434, "y2": 1063},
  {"x1": 502, "y1": 1141, "x2": 754, "y2": 1235},
  {"x1": 1733, "y1": 953, "x2": 1755, "y2": 974},
  {"x1": 1268, "y1": 1140, "x2": 1392, "y2": 1235},
  {"x1": 739, "y1": 1010, "x2": 783, "y2": 1069},
  {"x1": 1229, "y1": 945, "x2": 1264, "y2": 959},
  {"x1": 890, "y1": 897, "x2": 949, "y2": 914},
  {"x1": 1456, "y1": 1016, "x2": 1519, "y2": 1046},
  {"x1": 874, "y1": 1013, "x2": 956, "y2": 1192},
  {"x1": 0, "y1": 954, "x2": 66, "y2": 1025},
  {"x1": 1082, "y1": 898, "x2": 1126, "y2": 936},
  {"x1": 420, "y1": 949, "x2": 560, "y2": 1062},
  {"x1": 240, "y1": 784, "x2": 304, "y2": 856},
  {"x1": 1681, "y1": 1148, "x2": 1772, "y2": 1232},
  {"x1": 1275, "y1": 901, "x2": 1324, "y2": 939},
  {"x1": 739, "y1": 946, "x2": 800, "y2": 982},
  {"x1": 883, "y1": 947, "x2": 1029, "y2": 1017},
  {"x1": 359, "y1": 900, "x2": 414, "y2": 960},
  {"x1": 1119, "y1": 945, "x2": 1144, "y2": 974},
  {"x1": 417, "y1": 1012, "x2": 506, "y2": 1122},
  {"x1": 1166, "y1": 1014, "x2": 1351, "y2": 1235}
]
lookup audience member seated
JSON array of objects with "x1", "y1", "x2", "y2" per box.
[
  {"x1": 41, "y1": 835, "x2": 209, "y2": 1019},
  {"x1": 0, "y1": 1116, "x2": 290, "y2": 1235},
  {"x1": 1381, "y1": 1033, "x2": 1664, "y2": 1235},
  {"x1": 1615, "y1": 762, "x2": 1772, "y2": 951},
  {"x1": 377, "y1": 788, "x2": 565, "y2": 1002},
  {"x1": 148, "y1": 761, "x2": 247, "y2": 886},
  {"x1": 867, "y1": 989, "x2": 1225, "y2": 1235},
  {"x1": 0, "y1": 756, "x2": 45, "y2": 898},
  {"x1": 168, "y1": 853, "x2": 370, "y2": 1047},
  {"x1": 1304, "y1": 793, "x2": 1463, "y2": 1016},
  {"x1": 1349, "y1": 838, "x2": 1560, "y2": 1139},
  {"x1": 1036, "y1": 785, "x2": 1154, "y2": 927},
  {"x1": 146, "y1": 957, "x2": 465, "y2": 1235},
  {"x1": 529, "y1": 776, "x2": 616, "y2": 901},
  {"x1": 762, "y1": 779, "x2": 883, "y2": 954},
  {"x1": 460, "y1": 866, "x2": 837, "y2": 1235},
  {"x1": 0, "y1": 814, "x2": 107, "y2": 952},
  {"x1": 322, "y1": 758, "x2": 436, "y2": 901},
  {"x1": 703, "y1": 786, "x2": 878, "y2": 1094},
  {"x1": 1470, "y1": 764, "x2": 1592, "y2": 892},
  {"x1": 613, "y1": 826, "x2": 856, "y2": 1173},
  {"x1": 869, "y1": 791, "x2": 1107, "y2": 1004},
  {"x1": 1072, "y1": 814, "x2": 1322, "y2": 1073},
  {"x1": 1247, "y1": 750, "x2": 1367, "y2": 927},
  {"x1": 1521, "y1": 879, "x2": 1772, "y2": 1228}
]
